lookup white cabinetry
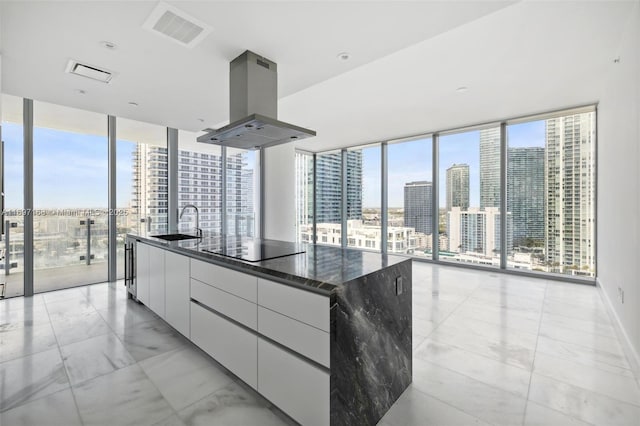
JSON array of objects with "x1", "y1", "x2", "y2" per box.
[
  {"x1": 191, "y1": 302, "x2": 258, "y2": 389},
  {"x1": 148, "y1": 245, "x2": 166, "y2": 319},
  {"x1": 258, "y1": 338, "x2": 330, "y2": 426},
  {"x1": 165, "y1": 251, "x2": 190, "y2": 337},
  {"x1": 135, "y1": 242, "x2": 150, "y2": 305}
]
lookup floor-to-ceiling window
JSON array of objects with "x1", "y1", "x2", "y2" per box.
[
  {"x1": 387, "y1": 137, "x2": 433, "y2": 258},
  {"x1": 295, "y1": 151, "x2": 314, "y2": 243},
  {"x1": 1, "y1": 95, "x2": 25, "y2": 298},
  {"x1": 439, "y1": 127, "x2": 502, "y2": 268},
  {"x1": 226, "y1": 148, "x2": 257, "y2": 237},
  {"x1": 299, "y1": 107, "x2": 595, "y2": 281},
  {"x1": 177, "y1": 131, "x2": 222, "y2": 236},
  {"x1": 507, "y1": 111, "x2": 595, "y2": 277},
  {"x1": 117, "y1": 118, "x2": 168, "y2": 237},
  {"x1": 346, "y1": 145, "x2": 380, "y2": 251},
  {"x1": 315, "y1": 151, "x2": 342, "y2": 246},
  {"x1": 32, "y1": 100, "x2": 109, "y2": 292}
]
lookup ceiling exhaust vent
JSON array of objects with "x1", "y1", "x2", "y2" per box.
[
  {"x1": 143, "y1": 2, "x2": 212, "y2": 48},
  {"x1": 65, "y1": 60, "x2": 114, "y2": 83}
]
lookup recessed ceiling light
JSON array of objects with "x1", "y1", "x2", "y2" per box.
[
  {"x1": 337, "y1": 52, "x2": 350, "y2": 61},
  {"x1": 456, "y1": 86, "x2": 469, "y2": 93},
  {"x1": 128, "y1": 101, "x2": 139, "y2": 107},
  {"x1": 100, "y1": 41, "x2": 117, "y2": 50}
]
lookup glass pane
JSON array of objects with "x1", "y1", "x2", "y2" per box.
[
  {"x1": 388, "y1": 137, "x2": 432, "y2": 258},
  {"x1": 1, "y1": 95, "x2": 25, "y2": 298},
  {"x1": 115, "y1": 138, "x2": 137, "y2": 279},
  {"x1": 226, "y1": 148, "x2": 256, "y2": 237},
  {"x1": 440, "y1": 128, "x2": 502, "y2": 267},
  {"x1": 347, "y1": 146, "x2": 379, "y2": 251},
  {"x1": 315, "y1": 152, "x2": 342, "y2": 246},
  {"x1": 507, "y1": 112, "x2": 595, "y2": 277},
  {"x1": 118, "y1": 118, "x2": 168, "y2": 240},
  {"x1": 295, "y1": 152, "x2": 314, "y2": 243},
  {"x1": 178, "y1": 131, "x2": 222, "y2": 237},
  {"x1": 33, "y1": 100, "x2": 108, "y2": 292}
]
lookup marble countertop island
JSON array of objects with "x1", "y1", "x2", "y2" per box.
[{"x1": 127, "y1": 231, "x2": 412, "y2": 426}]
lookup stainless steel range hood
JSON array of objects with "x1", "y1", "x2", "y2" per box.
[{"x1": 197, "y1": 50, "x2": 316, "y2": 150}]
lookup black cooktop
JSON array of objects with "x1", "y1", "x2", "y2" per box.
[{"x1": 200, "y1": 237, "x2": 306, "y2": 262}]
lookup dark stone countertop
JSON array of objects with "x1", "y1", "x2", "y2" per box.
[{"x1": 127, "y1": 231, "x2": 410, "y2": 296}]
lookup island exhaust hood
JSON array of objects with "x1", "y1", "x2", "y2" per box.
[{"x1": 197, "y1": 50, "x2": 316, "y2": 150}]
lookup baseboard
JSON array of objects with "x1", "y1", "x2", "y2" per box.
[{"x1": 596, "y1": 278, "x2": 640, "y2": 384}]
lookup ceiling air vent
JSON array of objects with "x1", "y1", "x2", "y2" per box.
[
  {"x1": 65, "y1": 60, "x2": 114, "y2": 83},
  {"x1": 143, "y1": 2, "x2": 212, "y2": 48}
]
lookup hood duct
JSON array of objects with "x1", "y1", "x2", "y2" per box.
[{"x1": 198, "y1": 50, "x2": 316, "y2": 150}]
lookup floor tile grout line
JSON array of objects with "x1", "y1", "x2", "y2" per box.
[
  {"x1": 413, "y1": 356, "x2": 532, "y2": 403},
  {"x1": 41, "y1": 292, "x2": 87, "y2": 426},
  {"x1": 408, "y1": 382, "x2": 498, "y2": 426},
  {"x1": 415, "y1": 271, "x2": 488, "y2": 340},
  {"x1": 521, "y1": 280, "x2": 548, "y2": 426},
  {"x1": 534, "y1": 336, "x2": 632, "y2": 371},
  {"x1": 528, "y1": 368, "x2": 640, "y2": 409}
]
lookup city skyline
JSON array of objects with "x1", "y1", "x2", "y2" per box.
[{"x1": 2, "y1": 119, "x2": 545, "y2": 210}]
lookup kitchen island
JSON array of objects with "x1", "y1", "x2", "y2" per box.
[{"x1": 126, "y1": 233, "x2": 412, "y2": 426}]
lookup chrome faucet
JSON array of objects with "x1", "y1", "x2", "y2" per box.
[{"x1": 179, "y1": 204, "x2": 203, "y2": 238}]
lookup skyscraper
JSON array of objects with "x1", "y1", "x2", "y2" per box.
[
  {"x1": 479, "y1": 128, "x2": 501, "y2": 209},
  {"x1": 133, "y1": 145, "x2": 253, "y2": 236},
  {"x1": 545, "y1": 112, "x2": 595, "y2": 275},
  {"x1": 446, "y1": 164, "x2": 469, "y2": 211},
  {"x1": 447, "y1": 207, "x2": 512, "y2": 256},
  {"x1": 507, "y1": 147, "x2": 544, "y2": 246},
  {"x1": 315, "y1": 151, "x2": 363, "y2": 224},
  {"x1": 403, "y1": 181, "x2": 433, "y2": 234}
]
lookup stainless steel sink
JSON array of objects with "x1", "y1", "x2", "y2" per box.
[{"x1": 152, "y1": 233, "x2": 200, "y2": 241}]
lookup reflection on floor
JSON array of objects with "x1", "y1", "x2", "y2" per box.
[
  {"x1": 1, "y1": 259, "x2": 124, "y2": 298},
  {"x1": 1, "y1": 263, "x2": 639, "y2": 426}
]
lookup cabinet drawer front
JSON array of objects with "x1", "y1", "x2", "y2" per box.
[
  {"x1": 191, "y1": 278, "x2": 257, "y2": 330},
  {"x1": 258, "y1": 338, "x2": 329, "y2": 426},
  {"x1": 258, "y1": 307, "x2": 329, "y2": 368},
  {"x1": 165, "y1": 252, "x2": 191, "y2": 338},
  {"x1": 257, "y1": 279, "x2": 329, "y2": 332},
  {"x1": 190, "y1": 302, "x2": 257, "y2": 389},
  {"x1": 191, "y1": 259, "x2": 257, "y2": 303}
]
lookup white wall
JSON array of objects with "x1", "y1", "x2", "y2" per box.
[
  {"x1": 597, "y1": 1, "x2": 640, "y2": 374},
  {"x1": 263, "y1": 143, "x2": 296, "y2": 241}
]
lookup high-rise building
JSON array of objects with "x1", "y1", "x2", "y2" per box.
[
  {"x1": 315, "y1": 151, "x2": 363, "y2": 223},
  {"x1": 447, "y1": 207, "x2": 512, "y2": 256},
  {"x1": 295, "y1": 152, "x2": 314, "y2": 242},
  {"x1": 507, "y1": 147, "x2": 545, "y2": 246},
  {"x1": 403, "y1": 181, "x2": 433, "y2": 234},
  {"x1": 479, "y1": 128, "x2": 501, "y2": 209},
  {"x1": 133, "y1": 145, "x2": 253, "y2": 236},
  {"x1": 545, "y1": 113, "x2": 595, "y2": 275},
  {"x1": 132, "y1": 145, "x2": 168, "y2": 234},
  {"x1": 446, "y1": 164, "x2": 469, "y2": 211}
]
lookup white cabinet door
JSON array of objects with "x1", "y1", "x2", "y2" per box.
[
  {"x1": 165, "y1": 251, "x2": 190, "y2": 337},
  {"x1": 191, "y1": 302, "x2": 257, "y2": 389},
  {"x1": 257, "y1": 279, "x2": 330, "y2": 332},
  {"x1": 148, "y1": 245, "x2": 166, "y2": 319},
  {"x1": 258, "y1": 338, "x2": 329, "y2": 426},
  {"x1": 136, "y1": 242, "x2": 150, "y2": 305}
]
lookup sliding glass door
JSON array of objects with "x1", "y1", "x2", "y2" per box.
[{"x1": 32, "y1": 101, "x2": 109, "y2": 292}]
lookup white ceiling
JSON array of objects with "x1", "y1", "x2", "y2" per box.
[{"x1": 0, "y1": 0, "x2": 637, "y2": 152}]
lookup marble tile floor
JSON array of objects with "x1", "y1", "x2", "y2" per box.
[{"x1": 0, "y1": 263, "x2": 638, "y2": 425}]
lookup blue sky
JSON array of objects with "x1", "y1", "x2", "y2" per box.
[
  {"x1": 363, "y1": 121, "x2": 545, "y2": 207},
  {"x1": 2, "y1": 119, "x2": 545, "y2": 209},
  {"x1": 3, "y1": 122, "x2": 135, "y2": 208}
]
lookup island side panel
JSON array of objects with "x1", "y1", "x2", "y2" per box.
[{"x1": 330, "y1": 259, "x2": 412, "y2": 426}]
